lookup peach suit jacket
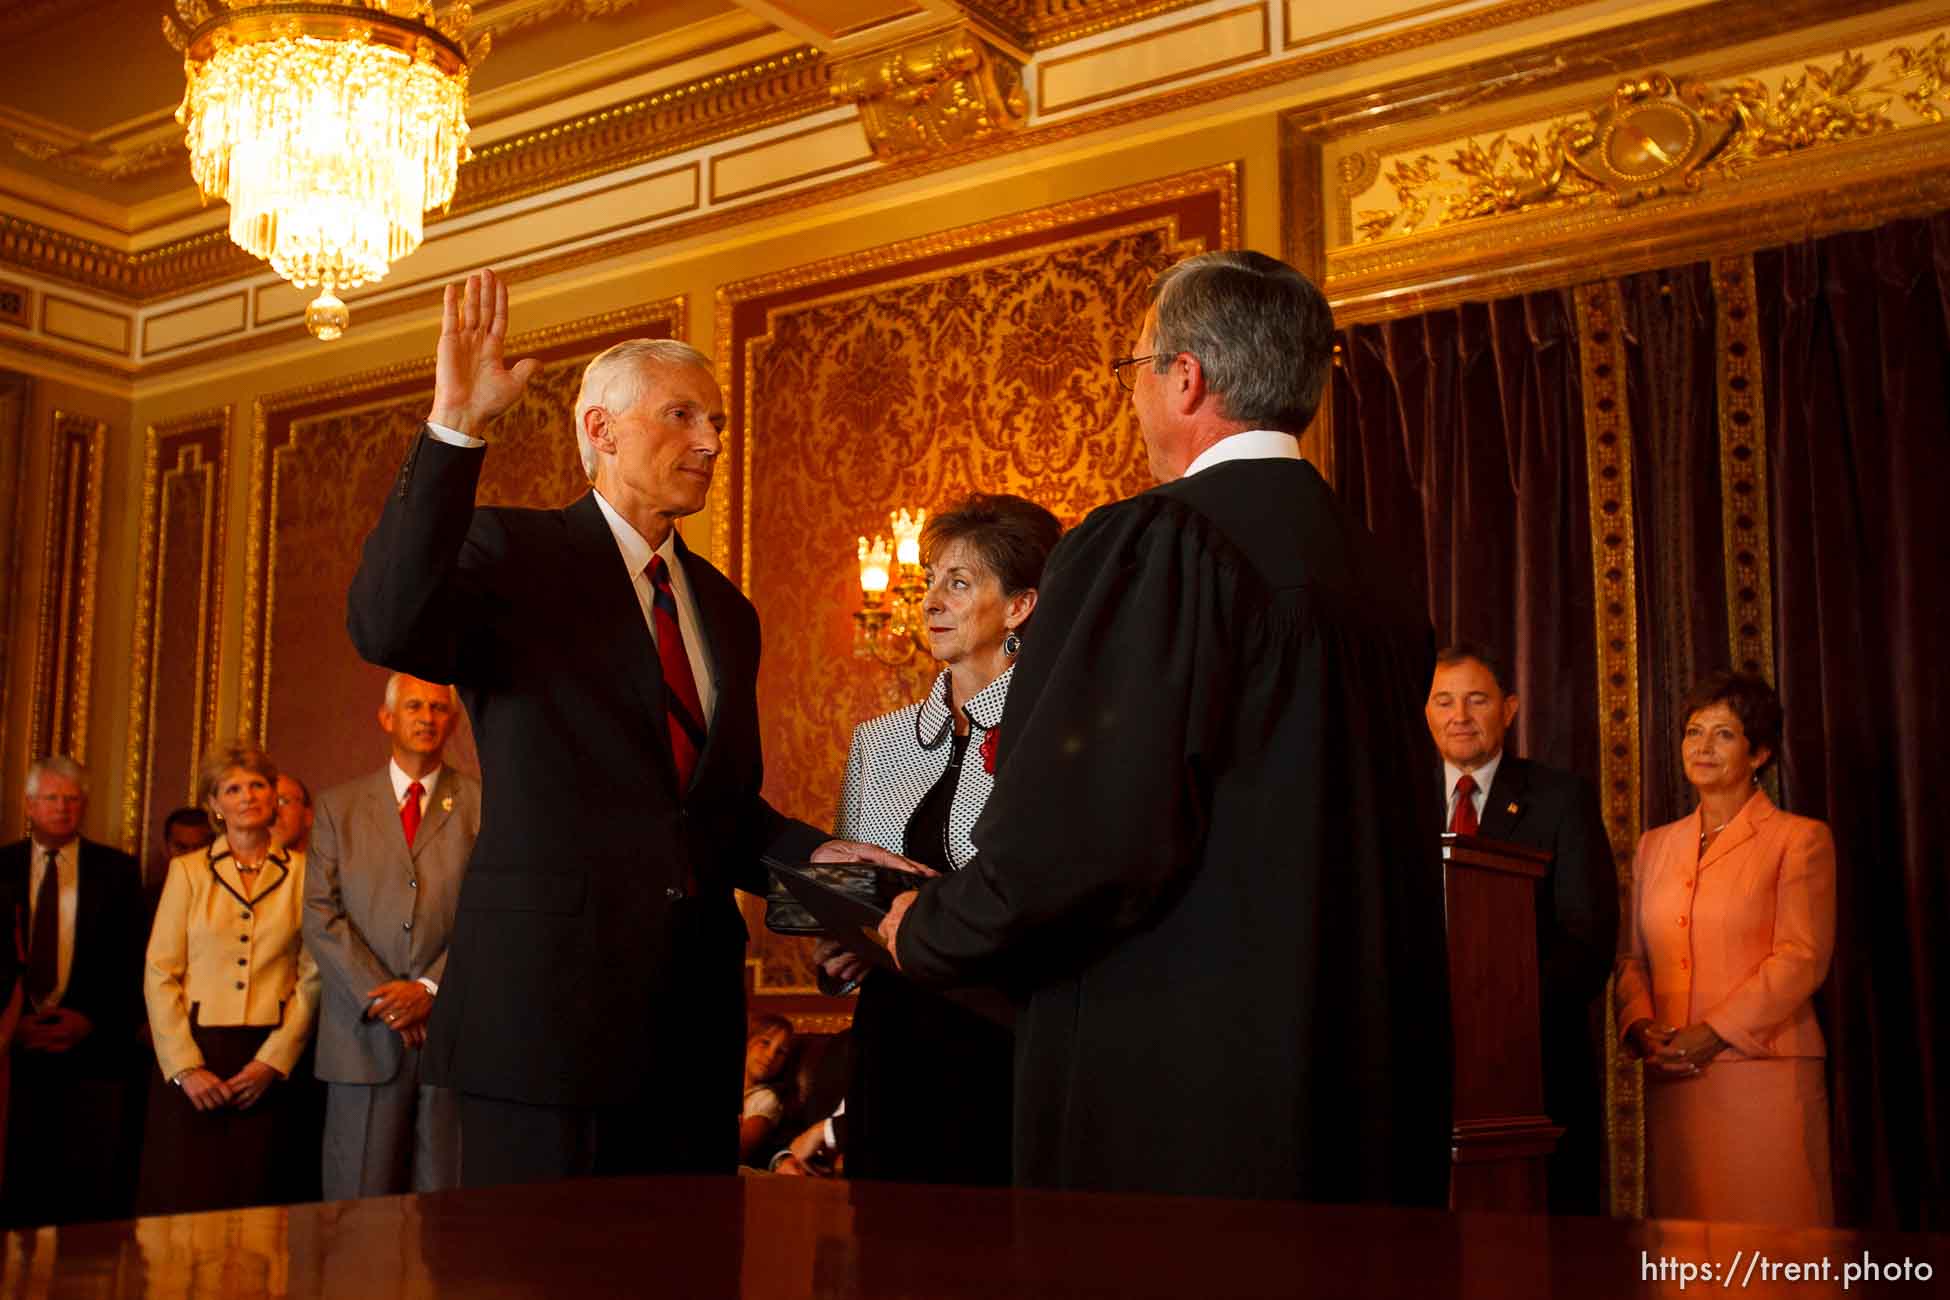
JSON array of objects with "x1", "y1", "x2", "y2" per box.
[{"x1": 1617, "y1": 789, "x2": 1835, "y2": 1060}]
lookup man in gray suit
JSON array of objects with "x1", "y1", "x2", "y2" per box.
[{"x1": 304, "y1": 673, "x2": 480, "y2": 1199}]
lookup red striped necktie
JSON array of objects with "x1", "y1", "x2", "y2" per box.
[{"x1": 648, "y1": 554, "x2": 706, "y2": 791}]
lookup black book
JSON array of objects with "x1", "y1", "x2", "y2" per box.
[{"x1": 763, "y1": 857, "x2": 1014, "y2": 1026}]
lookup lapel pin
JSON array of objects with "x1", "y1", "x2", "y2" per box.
[
  {"x1": 441, "y1": 796, "x2": 453, "y2": 812},
  {"x1": 1506, "y1": 802, "x2": 1519, "y2": 815}
]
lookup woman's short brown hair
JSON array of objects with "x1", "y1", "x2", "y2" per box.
[
  {"x1": 1680, "y1": 671, "x2": 1783, "y2": 773},
  {"x1": 920, "y1": 494, "x2": 1062, "y2": 615},
  {"x1": 197, "y1": 742, "x2": 280, "y2": 811}
]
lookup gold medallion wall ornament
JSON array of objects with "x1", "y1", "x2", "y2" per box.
[
  {"x1": 830, "y1": 25, "x2": 1028, "y2": 161},
  {"x1": 1565, "y1": 76, "x2": 1733, "y2": 205}
]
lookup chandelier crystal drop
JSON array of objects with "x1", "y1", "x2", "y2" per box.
[{"x1": 165, "y1": 1, "x2": 486, "y2": 339}]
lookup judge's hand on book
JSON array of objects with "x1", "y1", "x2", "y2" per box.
[{"x1": 811, "y1": 840, "x2": 937, "y2": 972}]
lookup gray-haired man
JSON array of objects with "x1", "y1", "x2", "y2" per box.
[{"x1": 303, "y1": 674, "x2": 479, "y2": 1198}]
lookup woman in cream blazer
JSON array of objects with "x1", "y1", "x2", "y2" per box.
[
  {"x1": 1617, "y1": 671, "x2": 1835, "y2": 1225},
  {"x1": 140, "y1": 742, "x2": 319, "y2": 1215}
]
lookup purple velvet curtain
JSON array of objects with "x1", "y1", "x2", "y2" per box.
[
  {"x1": 1329, "y1": 215, "x2": 1949, "y2": 1228},
  {"x1": 1757, "y1": 215, "x2": 1950, "y2": 1231},
  {"x1": 1331, "y1": 292, "x2": 1598, "y2": 778},
  {"x1": 1616, "y1": 263, "x2": 1729, "y2": 830}
]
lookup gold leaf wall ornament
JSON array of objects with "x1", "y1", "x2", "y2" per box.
[
  {"x1": 1688, "y1": 50, "x2": 1895, "y2": 174},
  {"x1": 1880, "y1": 31, "x2": 1950, "y2": 123},
  {"x1": 1355, "y1": 154, "x2": 1440, "y2": 242},
  {"x1": 1447, "y1": 122, "x2": 1594, "y2": 219},
  {"x1": 1346, "y1": 31, "x2": 1950, "y2": 248},
  {"x1": 831, "y1": 25, "x2": 1028, "y2": 161},
  {"x1": 1562, "y1": 76, "x2": 1729, "y2": 205},
  {"x1": 1355, "y1": 119, "x2": 1596, "y2": 241}
]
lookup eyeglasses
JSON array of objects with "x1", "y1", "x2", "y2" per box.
[{"x1": 1111, "y1": 354, "x2": 1160, "y2": 392}]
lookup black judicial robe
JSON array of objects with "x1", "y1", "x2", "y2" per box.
[{"x1": 896, "y1": 456, "x2": 1452, "y2": 1205}]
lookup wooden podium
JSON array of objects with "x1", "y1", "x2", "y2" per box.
[{"x1": 1441, "y1": 832, "x2": 1563, "y2": 1213}]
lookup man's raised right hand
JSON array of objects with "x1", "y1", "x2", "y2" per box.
[{"x1": 426, "y1": 267, "x2": 541, "y2": 438}]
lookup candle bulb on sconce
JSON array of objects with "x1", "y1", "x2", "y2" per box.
[
  {"x1": 857, "y1": 535, "x2": 892, "y2": 599},
  {"x1": 890, "y1": 509, "x2": 925, "y2": 570},
  {"x1": 853, "y1": 508, "x2": 931, "y2": 666}
]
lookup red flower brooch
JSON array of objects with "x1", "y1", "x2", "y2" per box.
[{"x1": 979, "y1": 727, "x2": 999, "y2": 774}]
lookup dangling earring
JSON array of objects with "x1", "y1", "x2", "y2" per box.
[{"x1": 1003, "y1": 631, "x2": 1022, "y2": 657}]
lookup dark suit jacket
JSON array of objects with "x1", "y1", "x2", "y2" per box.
[
  {"x1": 899, "y1": 458, "x2": 1452, "y2": 1205},
  {"x1": 0, "y1": 837, "x2": 145, "y2": 1077},
  {"x1": 1471, "y1": 754, "x2": 1619, "y2": 1213},
  {"x1": 347, "y1": 433, "x2": 822, "y2": 1108}
]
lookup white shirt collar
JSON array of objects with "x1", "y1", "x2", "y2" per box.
[
  {"x1": 28, "y1": 837, "x2": 77, "y2": 869},
  {"x1": 1444, "y1": 750, "x2": 1504, "y2": 804},
  {"x1": 1182, "y1": 430, "x2": 1302, "y2": 480},
  {"x1": 592, "y1": 488, "x2": 680, "y2": 580},
  {"x1": 390, "y1": 758, "x2": 442, "y2": 805}
]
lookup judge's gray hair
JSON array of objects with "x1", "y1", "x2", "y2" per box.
[
  {"x1": 1147, "y1": 251, "x2": 1335, "y2": 434},
  {"x1": 573, "y1": 338, "x2": 714, "y2": 481},
  {"x1": 25, "y1": 754, "x2": 89, "y2": 799}
]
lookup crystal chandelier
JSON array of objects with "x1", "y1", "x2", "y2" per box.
[{"x1": 163, "y1": 1, "x2": 486, "y2": 340}]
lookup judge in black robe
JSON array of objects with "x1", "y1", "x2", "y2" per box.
[{"x1": 880, "y1": 251, "x2": 1452, "y2": 1205}]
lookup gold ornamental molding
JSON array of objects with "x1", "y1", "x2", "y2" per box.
[
  {"x1": 28, "y1": 411, "x2": 106, "y2": 767},
  {"x1": 961, "y1": 0, "x2": 1204, "y2": 50},
  {"x1": 1574, "y1": 280, "x2": 1643, "y2": 863},
  {"x1": 11, "y1": 0, "x2": 1603, "y2": 310},
  {"x1": 457, "y1": 45, "x2": 832, "y2": 216},
  {"x1": 122, "y1": 407, "x2": 230, "y2": 856},
  {"x1": 831, "y1": 24, "x2": 1027, "y2": 160},
  {"x1": 474, "y1": 0, "x2": 648, "y2": 38},
  {"x1": 1348, "y1": 33, "x2": 1950, "y2": 245},
  {"x1": 1574, "y1": 278, "x2": 1645, "y2": 1221},
  {"x1": 1714, "y1": 255, "x2": 1774, "y2": 684}
]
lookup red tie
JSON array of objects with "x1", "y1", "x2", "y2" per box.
[
  {"x1": 401, "y1": 781, "x2": 424, "y2": 848},
  {"x1": 1449, "y1": 773, "x2": 1479, "y2": 836},
  {"x1": 648, "y1": 555, "x2": 706, "y2": 791}
]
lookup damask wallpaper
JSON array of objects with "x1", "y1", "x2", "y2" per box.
[
  {"x1": 718, "y1": 166, "x2": 1236, "y2": 991},
  {"x1": 241, "y1": 302, "x2": 682, "y2": 798}
]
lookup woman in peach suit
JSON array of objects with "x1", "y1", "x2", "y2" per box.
[{"x1": 1616, "y1": 671, "x2": 1835, "y2": 1225}]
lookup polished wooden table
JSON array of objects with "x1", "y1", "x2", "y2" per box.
[{"x1": 3, "y1": 1175, "x2": 1943, "y2": 1298}]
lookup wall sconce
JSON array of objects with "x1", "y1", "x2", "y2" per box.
[{"x1": 855, "y1": 508, "x2": 930, "y2": 664}]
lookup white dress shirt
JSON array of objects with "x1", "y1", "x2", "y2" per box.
[
  {"x1": 25, "y1": 837, "x2": 79, "y2": 1010},
  {"x1": 1182, "y1": 429, "x2": 1302, "y2": 479},
  {"x1": 590, "y1": 490, "x2": 718, "y2": 727},
  {"x1": 1443, "y1": 751, "x2": 1504, "y2": 830},
  {"x1": 389, "y1": 757, "x2": 442, "y2": 820},
  {"x1": 424, "y1": 421, "x2": 717, "y2": 725}
]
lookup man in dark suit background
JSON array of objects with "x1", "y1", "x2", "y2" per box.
[
  {"x1": 1426, "y1": 643, "x2": 1619, "y2": 1214},
  {"x1": 0, "y1": 756, "x2": 145, "y2": 1225},
  {"x1": 876, "y1": 252, "x2": 1452, "y2": 1205},
  {"x1": 348, "y1": 268, "x2": 853, "y2": 1187},
  {"x1": 305, "y1": 673, "x2": 480, "y2": 1199}
]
